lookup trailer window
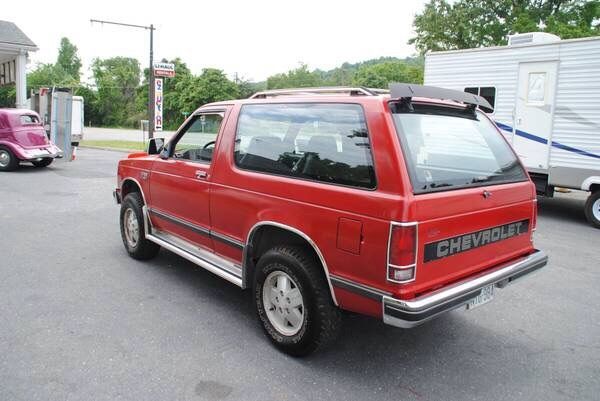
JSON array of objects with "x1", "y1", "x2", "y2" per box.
[
  {"x1": 464, "y1": 87, "x2": 496, "y2": 111},
  {"x1": 527, "y1": 73, "x2": 546, "y2": 103},
  {"x1": 392, "y1": 103, "x2": 527, "y2": 194}
]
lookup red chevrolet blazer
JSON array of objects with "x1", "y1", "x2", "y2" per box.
[{"x1": 114, "y1": 84, "x2": 548, "y2": 356}]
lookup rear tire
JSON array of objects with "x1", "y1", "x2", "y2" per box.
[
  {"x1": 32, "y1": 158, "x2": 53, "y2": 168},
  {"x1": 584, "y1": 191, "x2": 600, "y2": 228},
  {"x1": 0, "y1": 147, "x2": 19, "y2": 171},
  {"x1": 253, "y1": 246, "x2": 341, "y2": 357},
  {"x1": 120, "y1": 192, "x2": 160, "y2": 260}
]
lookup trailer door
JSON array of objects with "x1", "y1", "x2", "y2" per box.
[{"x1": 513, "y1": 61, "x2": 558, "y2": 170}]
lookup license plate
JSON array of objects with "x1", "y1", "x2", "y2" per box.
[{"x1": 466, "y1": 284, "x2": 494, "y2": 310}]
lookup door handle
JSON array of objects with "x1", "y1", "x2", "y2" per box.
[{"x1": 195, "y1": 170, "x2": 208, "y2": 179}]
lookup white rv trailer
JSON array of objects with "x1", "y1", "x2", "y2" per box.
[{"x1": 424, "y1": 32, "x2": 600, "y2": 227}]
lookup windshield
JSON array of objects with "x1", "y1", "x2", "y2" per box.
[{"x1": 392, "y1": 103, "x2": 527, "y2": 193}]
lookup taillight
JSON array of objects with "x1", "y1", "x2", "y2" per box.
[
  {"x1": 387, "y1": 222, "x2": 418, "y2": 283},
  {"x1": 531, "y1": 199, "x2": 537, "y2": 242}
]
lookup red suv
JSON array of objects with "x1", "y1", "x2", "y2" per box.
[{"x1": 114, "y1": 84, "x2": 548, "y2": 356}]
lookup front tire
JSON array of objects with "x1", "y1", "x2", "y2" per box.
[
  {"x1": 584, "y1": 191, "x2": 600, "y2": 228},
  {"x1": 253, "y1": 246, "x2": 341, "y2": 356},
  {"x1": 0, "y1": 147, "x2": 19, "y2": 171},
  {"x1": 120, "y1": 192, "x2": 160, "y2": 260},
  {"x1": 32, "y1": 158, "x2": 53, "y2": 168}
]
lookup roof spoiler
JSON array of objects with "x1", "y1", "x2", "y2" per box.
[{"x1": 389, "y1": 83, "x2": 494, "y2": 113}]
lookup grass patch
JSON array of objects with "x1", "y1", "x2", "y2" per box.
[{"x1": 80, "y1": 140, "x2": 146, "y2": 151}]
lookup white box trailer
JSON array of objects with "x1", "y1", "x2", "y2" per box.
[
  {"x1": 30, "y1": 88, "x2": 84, "y2": 161},
  {"x1": 424, "y1": 32, "x2": 600, "y2": 227}
]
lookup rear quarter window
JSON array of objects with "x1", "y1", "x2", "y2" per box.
[
  {"x1": 20, "y1": 115, "x2": 40, "y2": 125},
  {"x1": 234, "y1": 103, "x2": 376, "y2": 189}
]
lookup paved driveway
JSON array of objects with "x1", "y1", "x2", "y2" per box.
[{"x1": 1, "y1": 149, "x2": 598, "y2": 401}]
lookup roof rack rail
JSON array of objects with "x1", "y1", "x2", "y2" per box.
[
  {"x1": 249, "y1": 86, "x2": 389, "y2": 99},
  {"x1": 389, "y1": 83, "x2": 494, "y2": 112}
]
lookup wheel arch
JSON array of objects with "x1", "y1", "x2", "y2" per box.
[
  {"x1": 121, "y1": 177, "x2": 147, "y2": 205},
  {"x1": 581, "y1": 176, "x2": 600, "y2": 192},
  {"x1": 243, "y1": 221, "x2": 338, "y2": 305}
]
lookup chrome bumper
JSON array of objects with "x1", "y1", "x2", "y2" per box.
[
  {"x1": 383, "y1": 250, "x2": 548, "y2": 328},
  {"x1": 24, "y1": 148, "x2": 63, "y2": 160}
]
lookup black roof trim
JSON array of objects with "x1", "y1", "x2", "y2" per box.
[{"x1": 389, "y1": 83, "x2": 493, "y2": 113}]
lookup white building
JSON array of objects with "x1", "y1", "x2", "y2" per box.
[{"x1": 0, "y1": 20, "x2": 38, "y2": 108}]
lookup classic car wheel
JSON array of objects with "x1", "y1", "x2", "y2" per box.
[
  {"x1": 32, "y1": 158, "x2": 53, "y2": 168},
  {"x1": 254, "y1": 246, "x2": 341, "y2": 357},
  {"x1": 120, "y1": 192, "x2": 160, "y2": 260},
  {"x1": 0, "y1": 147, "x2": 19, "y2": 171}
]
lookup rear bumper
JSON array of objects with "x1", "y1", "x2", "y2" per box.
[
  {"x1": 382, "y1": 250, "x2": 548, "y2": 328},
  {"x1": 18, "y1": 144, "x2": 63, "y2": 160}
]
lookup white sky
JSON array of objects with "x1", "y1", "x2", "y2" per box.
[{"x1": 5, "y1": 0, "x2": 428, "y2": 82}]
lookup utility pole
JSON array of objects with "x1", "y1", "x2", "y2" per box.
[
  {"x1": 90, "y1": 19, "x2": 156, "y2": 139},
  {"x1": 149, "y1": 24, "x2": 154, "y2": 139}
]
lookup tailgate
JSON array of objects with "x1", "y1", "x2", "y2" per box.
[{"x1": 410, "y1": 181, "x2": 536, "y2": 297}]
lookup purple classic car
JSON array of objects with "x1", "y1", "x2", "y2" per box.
[{"x1": 0, "y1": 108, "x2": 62, "y2": 171}]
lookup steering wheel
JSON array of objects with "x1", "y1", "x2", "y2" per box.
[
  {"x1": 291, "y1": 152, "x2": 315, "y2": 173},
  {"x1": 203, "y1": 141, "x2": 216, "y2": 149}
]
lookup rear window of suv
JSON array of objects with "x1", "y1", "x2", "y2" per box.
[
  {"x1": 391, "y1": 103, "x2": 528, "y2": 193},
  {"x1": 234, "y1": 103, "x2": 376, "y2": 189}
]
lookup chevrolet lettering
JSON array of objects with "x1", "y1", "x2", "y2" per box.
[
  {"x1": 424, "y1": 220, "x2": 530, "y2": 262},
  {"x1": 113, "y1": 84, "x2": 548, "y2": 356}
]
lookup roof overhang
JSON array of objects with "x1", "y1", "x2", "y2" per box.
[{"x1": 0, "y1": 41, "x2": 38, "y2": 54}]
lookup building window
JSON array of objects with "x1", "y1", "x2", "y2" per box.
[{"x1": 464, "y1": 87, "x2": 496, "y2": 112}]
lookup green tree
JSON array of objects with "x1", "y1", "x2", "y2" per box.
[
  {"x1": 92, "y1": 57, "x2": 141, "y2": 127},
  {"x1": 410, "y1": 0, "x2": 600, "y2": 53},
  {"x1": 175, "y1": 68, "x2": 239, "y2": 114},
  {"x1": 0, "y1": 86, "x2": 16, "y2": 107},
  {"x1": 74, "y1": 85, "x2": 101, "y2": 126},
  {"x1": 352, "y1": 60, "x2": 424, "y2": 88},
  {"x1": 27, "y1": 63, "x2": 76, "y2": 90},
  {"x1": 56, "y1": 37, "x2": 82, "y2": 80},
  {"x1": 266, "y1": 64, "x2": 323, "y2": 89}
]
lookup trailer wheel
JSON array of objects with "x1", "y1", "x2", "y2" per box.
[
  {"x1": 584, "y1": 191, "x2": 600, "y2": 229},
  {"x1": 32, "y1": 158, "x2": 53, "y2": 168},
  {"x1": 0, "y1": 146, "x2": 19, "y2": 171}
]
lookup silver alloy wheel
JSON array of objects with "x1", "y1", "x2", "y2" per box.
[
  {"x1": 124, "y1": 208, "x2": 140, "y2": 248},
  {"x1": 593, "y1": 198, "x2": 600, "y2": 221},
  {"x1": 262, "y1": 270, "x2": 305, "y2": 336},
  {"x1": 0, "y1": 150, "x2": 10, "y2": 167}
]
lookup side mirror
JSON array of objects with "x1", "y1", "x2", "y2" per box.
[{"x1": 148, "y1": 138, "x2": 165, "y2": 155}]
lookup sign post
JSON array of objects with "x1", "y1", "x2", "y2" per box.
[{"x1": 154, "y1": 78, "x2": 163, "y2": 132}]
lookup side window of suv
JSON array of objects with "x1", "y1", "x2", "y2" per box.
[
  {"x1": 234, "y1": 103, "x2": 376, "y2": 189},
  {"x1": 172, "y1": 113, "x2": 223, "y2": 163}
]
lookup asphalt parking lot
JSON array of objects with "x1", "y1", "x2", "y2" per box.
[{"x1": 1, "y1": 148, "x2": 599, "y2": 401}]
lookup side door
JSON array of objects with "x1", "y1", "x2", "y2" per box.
[
  {"x1": 513, "y1": 61, "x2": 558, "y2": 170},
  {"x1": 148, "y1": 110, "x2": 227, "y2": 250}
]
